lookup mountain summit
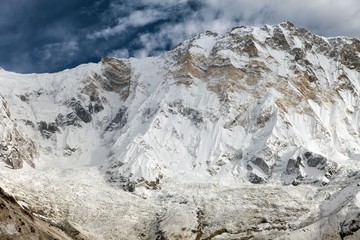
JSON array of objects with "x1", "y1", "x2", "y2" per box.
[{"x1": 1, "y1": 22, "x2": 360, "y2": 239}]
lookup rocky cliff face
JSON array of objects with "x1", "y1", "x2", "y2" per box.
[
  {"x1": 103, "y1": 21, "x2": 360, "y2": 189},
  {"x1": 1, "y1": 22, "x2": 360, "y2": 239},
  {"x1": 0, "y1": 97, "x2": 37, "y2": 169},
  {"x1": 0, "y1": 186, "x2": 75, "y2": 239}
]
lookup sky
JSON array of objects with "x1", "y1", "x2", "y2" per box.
[{"x1": 0, "y1": 0, "x2": 359, "y2": 73}]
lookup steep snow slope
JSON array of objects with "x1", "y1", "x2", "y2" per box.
[
  {"x1": 104, "y1": 22, "x2": 360, "y2": 189},
  {"x1": 1, "y1": 22, "x2": 360, "y2": 239}
]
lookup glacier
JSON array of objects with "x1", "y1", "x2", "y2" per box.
[{"x1": 0, "y1": 22, "x2": 360, "y2": 239}]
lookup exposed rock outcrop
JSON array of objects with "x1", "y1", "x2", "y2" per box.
[
  {"x1": 0, "y1": 98, "x2": 37, "y2": 169},
  {"x1": 0, "y1": 187, "x2": 72, "y2": 239}
]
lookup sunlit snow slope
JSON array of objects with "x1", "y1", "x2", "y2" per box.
[{"x1": 1, "y1": 22, "x2": 360, "y2": 239}]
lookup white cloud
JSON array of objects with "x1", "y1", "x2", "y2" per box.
[
  {"x1": 129, "y1": 10, "x2": 163, "y2": 26},
  {"x1": 142, "y1": 0, "x2": 189, "y2": 6},
  {"x1": 39, "y1": 41, "x2": 79, "y2": 60},
  {"x1": 88, "y1": 9, "x2": 165, "y2": 39},
  {"x1": 199, "y1": 0, "x2": 360, "y2": 37},
  {"x1": 108, "y1": 49, "x2": 129, "y2": 58}
]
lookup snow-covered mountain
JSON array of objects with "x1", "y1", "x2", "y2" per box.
[{"x1": 1, "y1": 22, "x2": 360, "y2": 239}]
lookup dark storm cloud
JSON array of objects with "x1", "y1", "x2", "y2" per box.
[{"x1": 0, "y1": 0, "x2": 359, "y2": 73}]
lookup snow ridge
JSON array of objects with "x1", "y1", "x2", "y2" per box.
[{"x1": 1, "y1": 22, "x2": 360, "y2": 239}]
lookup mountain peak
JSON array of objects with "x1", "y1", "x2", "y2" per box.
[{"x1": 1, "y1": 23, "x2": 360, "y2": 239}]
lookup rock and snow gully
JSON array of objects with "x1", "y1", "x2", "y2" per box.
[{"x1": 1, "y1": 22, "x2": 360, "y2": 239}]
